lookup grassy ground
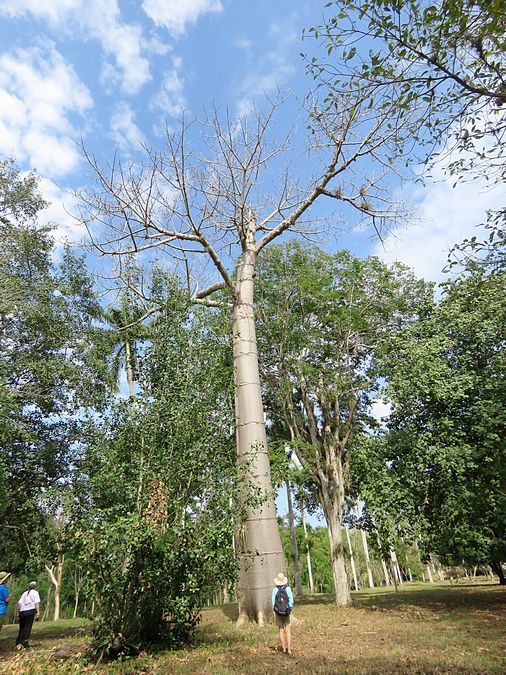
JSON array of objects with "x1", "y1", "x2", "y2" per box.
[{"x1": 0, "y1": 582, "x2": 504, "y2": 673}]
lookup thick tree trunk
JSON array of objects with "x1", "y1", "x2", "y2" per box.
[
  {"x1": 286, "y1": 480, "x2": 303, "y2": 596},
  {"x1": 490, "y1": 561, "x2": 506, "y2": 585},
  {"x1": 325, "y1": 508, "x2": 351, "y2": 605},
  {"x1": 320, "y1": 472, "x2": 351, "y2": 605},
  {"x1": 345, "y1": 525, "x2": 359, "y2": 591},
  {"x1": 300, "y1": 498, "x2": 315, "y2": 593},
  {"x1": 234, "y1": 246, "x2": 286, "y2": 625}
]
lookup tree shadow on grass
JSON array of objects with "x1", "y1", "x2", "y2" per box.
[
  {"x1": 218, "y1": 602, "x2": 239, "y2": 622},
  {"x1": 0, "y1": 621, "x2": 91, "y2": 657},
  {"x1": 354, "y1": 585, "x2": 506, "y2": 615}
]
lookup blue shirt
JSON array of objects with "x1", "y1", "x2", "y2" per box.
[
  {"x1": 0, "y1": 584, "x2": 10, "y2": 615},
  {"x1": 272, "y1": 584, "x2": 294, "y2": 609}
]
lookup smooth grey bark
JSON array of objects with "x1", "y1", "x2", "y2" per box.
[
  {"x1": 345, "y1": 525, "x2": 359, "y2": 591},
  {"x1": 390, "y1": 548, "x2": 403, "y2": 586},
  {"x1": 376, "y1": 534, "x2": 391, "y2": 586},
  {"x1": 357, "y1": 504, "x2": 374, "y2": 588},
  {"x1": 234, "y1": 243, "x2": 286, "y2": 626},
  {"x1": 300, "y1": 497, "x2": 315, "y2": 593},
  {"x1": 285, "y1": 480, "x2": 303, "y2": 596},
  {"x1": 361, "y1": 529, "x2": 375, "y2": 588},
  {"x1": 45, "y1": 547, "x2": 64, "y2": 622}
]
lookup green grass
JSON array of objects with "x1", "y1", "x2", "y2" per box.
[{"x1": 0, "y1": 582, "x2": 504, "y2": 673}]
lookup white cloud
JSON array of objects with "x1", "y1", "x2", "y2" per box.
[
  {"x1": 142, "y1": 0, "x2": 223, "y2": 37},
  {"x1": 235, "y1": 15, "x2": 299, "y2": 118},
  {"x1": 234, "y1": 38, "x2": 252, "y2": 52},
  {"x1": 0, "y1": 45, "x2": 93, "y2": 178},
  {"x1": 110, "y1": 102, "x2": 145, "y2": 153},
  {"x1": 0, "y1": 0, "x2": 151, "y2": 94},
  {"x1": 150, "y1": 57, "x2": 186, "y2": 119},
  {"x1": 0, "y1": 0, "x2": 80, "y2": 22},
  {"x1": 375, "y1": 173, "x2": 504, "y2": 282},
  {"x1": 37, "y1": 177, "x2": 85, "y2": 245}
]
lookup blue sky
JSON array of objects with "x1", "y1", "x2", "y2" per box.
[{"x1": 0, "y1": 0, "x2": 503, "y2": 282}]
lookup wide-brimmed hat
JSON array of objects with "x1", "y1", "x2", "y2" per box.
[
  {"x1": 0, "y1": 572, "x2": 11, "y2": 584},
  {"x1": 274, "y1": 572, "x2": 288, "y2": 586}
]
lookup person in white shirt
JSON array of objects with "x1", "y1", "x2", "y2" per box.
[{"x1": 16, "y1": 581, "x2": 40, "y2": 648}]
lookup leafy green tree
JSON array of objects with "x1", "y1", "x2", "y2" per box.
[
  {"x1": 76, "y1": 277, "x2": 239, "y2": 656},
  {"x1": 256, "y1": 241, "x2": 431, "y2": 605},
  {"x1": 0, "y1": 159, "x2": 110, "y2": 571},
  {"x1": 372, "y1": 267, "x2": 506, "y2": 582},
  {"x1": 306, "y1": 0, "x2": 506, "y2": 181}
]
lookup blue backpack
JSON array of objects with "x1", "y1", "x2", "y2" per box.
[{"x1": 274, "y1": 585, "x2": 291, "y2": 616}]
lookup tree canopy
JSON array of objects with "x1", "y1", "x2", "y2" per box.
[{"x1": 306, "y1": 0, "x2": 506, "y2": 181}]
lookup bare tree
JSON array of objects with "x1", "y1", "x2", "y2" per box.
[{"x1": 77, "y1": 94, "x2": 406, "y2": 623}]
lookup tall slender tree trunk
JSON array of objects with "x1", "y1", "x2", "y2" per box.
[
  {"x1": 345, "y1": 525, "x2": 359, "y2": 591},
  {"x1": 45, "y1": 546, "x2": 64, "y2": 621},
  {"x1": 390, "y1": 548, "x2": 403, "y2": 586},
  {"x1": 125, "y1": 338, "x2": 135, "y2": 400},
  {"x1": 286, "y1": 480, "x2": 303, "y2": 596},
  {"x1": 234, "y1": 242, "x2": 286, "y2": 625},
  {"x1": 357, "y1": 504, "x2": 374, "y2": 588},
  {"x1": 42, "y1": 585, "x2": 52, "y2": 622},
  {"x1": 300, "y1": 497, "x2": 315, "y2": 593},
  {"x1": 361, "y1": 529, "x2": 375, "y2": 588},
  {"x1": 426, "y1": 565, "x2": 434, "y2": 583},
  {"x1": 376, "y1": 535, "x2": 390, "y2": 586}
]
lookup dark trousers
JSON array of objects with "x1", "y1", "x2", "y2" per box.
[{"x1": 16, "y1": 609, "x2": 36, "y2": 647}]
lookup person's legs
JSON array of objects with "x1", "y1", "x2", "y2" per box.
[
  {"x1": 285, "y1": 625, "x2": 292, "y2": 654},
  {"x1": 22, "y1": 610, "x2": 35, "y2": 646},
  {"x1": 16, "y1": 613, "x2": 27, "y2": 645},
  {"x1": 278, "y1": 626, "x2": 287, "y2": 652},
  {"x1": 16, "y1": 610, "x2": 35, "y2": 647}
]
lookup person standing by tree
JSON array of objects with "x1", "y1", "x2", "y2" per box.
[
  {"x1": 0, "y1": 572, "x2": 12, "y2": 632},
  {"x1": 16, "y1": 581, "x2": 40, "y2": 648},
  {"x1": 272, "y1": 572, "x2": 294, "y2": 656}
]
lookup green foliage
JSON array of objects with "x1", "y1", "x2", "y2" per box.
[
  {"x1": 306, "y1": 1, "x2": 506, "y2": 182},
  {"x1": 76, "y1": 278, "x2": 238, "y2": 657},
  {"x1": 256, "y1": 241, "x2": 431, "y2": 498},
  {"x1": 0, "y1": 160, "x2": 110, "y2": 571},
  {"x1": 366, "y1": 266, "x2": 506, "y2": 569}
]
